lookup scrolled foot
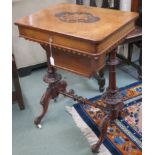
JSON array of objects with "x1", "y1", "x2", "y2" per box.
[
  {"x1": 91, "y1": 144, "x2": 100, "y2": 153},
  {"x1": 37, "y1": 124, "x2": 42, "y2": 129},
  {"x1": 34, "y1": 117, "x2": 42, "y2": 128}
]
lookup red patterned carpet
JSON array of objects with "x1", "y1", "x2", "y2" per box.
[{"x1": 67, "y1": 82, "x2": 142, "y2": 155}]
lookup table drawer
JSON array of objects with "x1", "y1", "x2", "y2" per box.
[{"x1": 52, "y1": 47, "x2": 106, "y2": 77}]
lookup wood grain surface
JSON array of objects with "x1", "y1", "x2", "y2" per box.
[{"x1": 15, "y1": 3, "x2": 138, "y2": 43}]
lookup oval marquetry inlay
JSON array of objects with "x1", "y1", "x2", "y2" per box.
[{"x1": 55, "y1": 12, "x2": 100, "y2": 23}]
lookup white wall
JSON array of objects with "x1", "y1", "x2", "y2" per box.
[
  {"x1": 13, "y1": 0, "x2": 75, "y2": 69},
  {"x1": 120, "y1": 0, "x2": 131, "y2": 11}
]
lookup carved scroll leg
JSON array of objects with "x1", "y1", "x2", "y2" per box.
[
  {"x1": 34, "y1": 87, "x2": 52, "y2": 128},
  {"x1": 34, "y1": 80, "x2": 67, "y2": 128},
  {"x1": 91, "y1": 115, "x2": 110, "y2": 153}
]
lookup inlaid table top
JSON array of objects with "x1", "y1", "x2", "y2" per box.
[
  {"x1": 15, "y1": 3, "x2": 138, "y2": 77},
  {"x1": 15, "y1": 3, "x2": 138, "y2": 44}
]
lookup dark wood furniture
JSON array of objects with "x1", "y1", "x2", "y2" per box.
[
  {"x1": 118, "y1": 27, "x2": 142, "y2": 78},
  {"x1": 15, "y1": 4, "x2": 138, "y2": 152},
  {"x1": 18, "y1": 62, "x2": 47, "y2": 77},
  {"x1": 118, "y1": 0, "x2": 142, "y2": 78},
  {"x1": 132, "y1": 0, "x2": 141, "y2": 12},
  {"x1": 76, "y1": 0, "x2": 120, "y2": 9},
  {"x1": 12, "y1": 55, "x2": 25, "y2": 110},
  {"x1": 76, "y1": 0, "x2": 120, "y2": 91},
  {"x1": 77, "y1": 0, "x2": 142, "y2": 85}
]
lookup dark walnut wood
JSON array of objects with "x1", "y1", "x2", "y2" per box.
[
  {"x1": 117, "y1": 0, "x2": 142, "y2": 79},
  {"x1": 123, "y1": 27, "x2": 142, "y2": 79},
  {"x1": 12, "y1": 55, "x2": 25, "y2": 110},
  {"x1": 15, "y1": 3, "x2": 138, "y2": 152},
  {"x1": 131, "y1": 0, "x2": 141, "y2": 12}
]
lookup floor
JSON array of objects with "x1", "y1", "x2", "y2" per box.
[{"x1": 12, "y1": 65, "x2": 139, "y2": 155}]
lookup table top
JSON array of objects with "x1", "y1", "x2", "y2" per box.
[{"x1": 15, "y1": 3, "x2": 138, "y2": 43}]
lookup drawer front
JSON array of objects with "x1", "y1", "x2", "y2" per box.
[
  {"x1": 18, "y1": 26, "x2": 96, "y2": 54},
  {"x1": 52, "y1": 47, "x2": 106, "y2": 77}
]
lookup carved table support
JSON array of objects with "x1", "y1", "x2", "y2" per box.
[
  {"x1": 34, "y1": 45, "x2": 67, "y2": 128},
  {"x1": 15, "y1": 3, "x2": 138, "y2": 153},
  {"x1": 91, "y1": 114, "x2": 110, "y2": 153},
  {"x1": 34, "y1": 46, "x2": 124, "y2": 153},
  {"x1": 91, "y1": 49, "x2": 124, "y2": 152}
]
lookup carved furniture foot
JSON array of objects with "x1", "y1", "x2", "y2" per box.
[
  {"x1": 91, "y1": 91, "x2": 124, "y2": 152},
  {"x1": 34, "y1": 67, "x2": 67, "y2": 128},
  {"x1": 34, "y1": 85, "x2": 53, "y2": 128},
  {"x1": 91, "y1": 115, "x2": 110, "y2": 153},
  {"x1": 34, "y1": 79, "x2": 67, "y2": 128},
  {"x1": 34, "y1": 44, "x2": 68, "y2": 128},
  {"x1": 92, "y1": 49, "x2": 124, "y2": 152}
]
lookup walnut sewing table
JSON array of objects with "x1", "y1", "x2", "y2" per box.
[{"x1": 15, "y1": 3, "x2": 138, "y2": 153}]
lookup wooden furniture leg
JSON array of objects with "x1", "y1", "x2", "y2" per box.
[
  {"x1": 127, "y1": 43, "x2": 134, "y2": 65},
  {"x1": 94, "y1": 67, "x2": 105, "y2": 92},
  {"x1": 34, "y1": 79, "x2": 67, "y2": 128},
  {"x1": 12, "y1": 55, "x2": 25, "y2": 110},
  {"x1": 138, "y1": 43, "x2": 142, "y2": 79},
  {"x1": 91, "y1": 49, "x2": 124, "y2": 152},
  {"x1": 34, "y1": 45, "x2": 67, "y2": 128},
  {"x1": 91, "y1": 115, "x2": 110, "y2": 153},
  {"x1": 34, "y1": 87, "x2": 51, "y2": 128}
]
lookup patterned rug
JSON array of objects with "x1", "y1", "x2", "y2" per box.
[{"x1": 66, "y1": 82, "x2": 142, "y2": 155}]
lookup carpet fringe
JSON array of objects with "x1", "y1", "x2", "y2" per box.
[{"x1": 66, "y1": 106, "x2": 111, "y2": 155}]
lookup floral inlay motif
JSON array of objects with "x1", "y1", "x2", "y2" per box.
[{"x1": 55, "y1": 12, "x2": 100, "y2": 23}]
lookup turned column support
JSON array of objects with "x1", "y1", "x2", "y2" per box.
[
  {"x1": 103, "y1": 49, "x2": 124, "y2": 120},
  {"x1": 91, "y1": 49, "x2": 124, "y2": 153},
  {"x1": 107, "y1": 49, "x2": 119, "y2": 93},
  {"x1": 34, "y1": 46, "x2": 124, "y2": 154},
  {"x1": 91, "y1": 114, "x2": 110, "y2": 153},
  {"x1": 34, "y1": 44, "x2": 67, "y2": 128}
]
